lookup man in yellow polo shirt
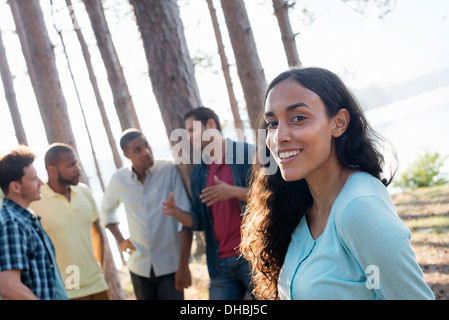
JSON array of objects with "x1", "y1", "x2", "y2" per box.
[{"x1": 29, "y1": 143, "x2": 109, "y2": 300}]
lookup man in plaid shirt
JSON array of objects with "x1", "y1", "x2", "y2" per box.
[{"x1": 0, "y1": 146, "x2": 67, "y2": 300}]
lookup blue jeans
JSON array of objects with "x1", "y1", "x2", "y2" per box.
[
  {"x1": 209, "y1": 255, "x2": 253, "y2": 300},
  {"x1": 130, "y1": 268, "x2": 184, "y2": 300}
]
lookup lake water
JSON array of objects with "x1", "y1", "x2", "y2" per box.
[{"x1": 366, "y1": 85, "x2": 449, "y2": 188}]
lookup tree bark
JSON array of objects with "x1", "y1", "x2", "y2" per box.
[
  {"x1": 65, "y1": 1, "x2": 128, "y2": 292},
  {"x1": 83, "y1": 0, "x2": 141, "y2": 131},
  {"x1": 129, "y1": 0, "x2": 203, "y2": 195},
  {"x1": 7, "y1": 0, "x2": 42, "y2": 126},
  {"x1": 11, "y1": 0, "x2": 77, "y2": 149},
  {"x1": 272, "y1": 0, "x2": 301, "y2": 67},
  {"x1": 206, "y1": 0, "x2": 245, "y2": 141},
  {"x1": 50, "y1": 4, "x2": 106, "y2": 193},
  {"x1": 220, "y1": 0, "x2": 267, "y2": 131},
  {"x1": 65, "y1": 0, "x2": 123, "y2": 170},
  {"x1": 0, "y1": 28, "x2": 28, "y2": 145}
]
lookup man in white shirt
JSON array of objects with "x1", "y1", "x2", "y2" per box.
[{"x1": 101, "y1": 129, "x2": 192, "y2": 300}]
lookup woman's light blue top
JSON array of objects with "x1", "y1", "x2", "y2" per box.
[{"x1": 278, "y1": 172, "x2": 435, "y2": 300}]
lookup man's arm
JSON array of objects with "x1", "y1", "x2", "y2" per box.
[
  {"x1": 91, "y1": 219, "x2": 105, "y2": 265},
  {"x1": 105, "y1": 223, "x2": 136, "y2": 254},
  {"x1": 175, "y1": 230, "x2": 193, "y2": 291},
  {"x1": 199, "y1": 175, "x2": 249, "y2": 206},
  {"x1": 101, "y1": 175, "x2": 136, "y2": 254},
  {"x1": 162, "y1": 192, "x2": 193, "y2": 227},
  {"x1": 0, "y1": 270, "x2": 38, "y2": 300}
]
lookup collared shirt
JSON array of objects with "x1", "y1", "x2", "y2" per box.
[
  {"x1": 100, "y1": 160, "x2": 191, "y2": 278},
  {"x1": 207, "y1": 160, "x2": 242, "y2": 258},
  {"x1": 187, "y1": 138, "x2": 256, "y2": 277},
  {"x1": 29, "y1": 183, "x2": 108, "y2": 299},
  {"x1": 278, "y1": 172, "x2": 435, "y2": 300},
  {"x1": 0, "y1": 198, "x2": 68, "y2": 300}
]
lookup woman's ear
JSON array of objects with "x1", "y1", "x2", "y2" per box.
[{"x1": 331, "y1": 108, "x2": 350, "y2": 138}]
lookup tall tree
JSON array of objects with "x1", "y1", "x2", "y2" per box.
[
  {"x1": 129, "y1": 0, "x2": 203, "y2": 194},
  {"x1": 64, "y1": 0, "x2": 128, "y2": 280},
  {"x1": 11, "y1": 0, "x2": 77, "y2": 148},
  {"x1": 83, "y1": 0, "x2": 141, "y2": 131},
  {"x1": 206, "y1": 0, "x2": 245, "y2": 141},
  {"x1": 272, "y1": 0, "x2": 301, "y2": 67},
  {"x1": 50, "y1": 1, "x2": 106, "y2": 192},
  {"x1": 11, "y1": 0, "x2": 125, "y2": 300},
  {"x1": 64, "y1": 0, "x2": 123, "y2": 170},
  {"x1": 7, "y1": 0, "x2": 41, "y2": 126},
  {"x1": 220, "y1": 0, "x2": 267, "y2": 131},
  {"x1": 0, "y1": 28, "x2": 28, "y2": 145},
  {"x1": 8, "y1": 0, "x2": 91, "y2": 184}
]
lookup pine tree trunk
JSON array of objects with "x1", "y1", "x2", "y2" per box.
[
  {"x1": 129, "y1": 0, "x2": 203, "y2": 194},
  {"x1": 65, "y1": 0, "x2": 123, "y2": 170},
  {"x1": 10, "y1": 1, "x2": 126, "y2": 299},
  {"x1": 101, "y1": 229, "x2": 126, "y2": 300},
  {"x1": 7, "y1": 0, "x2": 42, "y2": 125},
  {"x1": 206, "y1": 0, "x2": 245, "y2": 141},
  {"x1": 220, "y1": 0, "x2": 267, "y2": 131},
  {"x1": 272, "y1": 0, "x2": 301, "y2": 67},
  {"x1": 83, "y1": 0, "x2": 141, "y2": 131},
  {"x1": 64, "y1": 0, "x2": 128, "y2": 286},
  {"x1": 0, "y1": 28, "x2": 28, "y2": 145},
  {"x1": 11, "y1": 0, "x2": 77, "y2": 148}
]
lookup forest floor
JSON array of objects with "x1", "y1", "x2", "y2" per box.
[
  {"x1": 119, "y1": 184, "x2": 449, "y2": 300},
  {"x1": 392, "y1": 184, "x2": 449, "y2": 300}
]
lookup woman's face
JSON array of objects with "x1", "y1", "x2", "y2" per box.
[{"x1": 264, "y1": 79, "x2": 347, "y2": 182}]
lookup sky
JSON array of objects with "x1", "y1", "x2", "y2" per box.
[{"x1": 1, "y1": 0, "x2": 449, "y2": 182}]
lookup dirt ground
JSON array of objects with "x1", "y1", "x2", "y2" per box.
[
  {"x1": 392, "y1": 184, "x2": 449, "y2": 300},
  {"x1": 118, "y1": 185, "x2": 449, "y2": 300},
  {"x1": 117, "y1": 246, "x2": 210, "y2": 300}
]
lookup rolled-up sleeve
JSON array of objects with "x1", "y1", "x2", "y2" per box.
[
  {"x1": 100, "y1": 175, "x2": 121, "y2": 227},
  {"x1": 170, "y1": 166, "x2": 192, "y2": 233},
  {"x1": 171, "y1": 166, "x2": 191, "y2": 213}
]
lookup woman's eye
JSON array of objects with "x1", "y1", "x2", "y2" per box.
[
  {"x1": 292, "y1": 115, "x2": 306, "y2": 122},
  {"x1": 265, "y1": 121, "x2": 278, "y2": 129}
]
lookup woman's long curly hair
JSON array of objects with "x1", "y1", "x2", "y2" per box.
[{"x1": 240, "y1": 67, "x2": 396, "y2": 300}]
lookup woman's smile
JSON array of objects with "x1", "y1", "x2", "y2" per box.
[{"x1": 277, "y1": 148, "x2": 303, "y2": 164}]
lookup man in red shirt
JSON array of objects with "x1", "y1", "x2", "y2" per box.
[{"x1": 163, "y1": 107, "x2": 255, "y2": 299}]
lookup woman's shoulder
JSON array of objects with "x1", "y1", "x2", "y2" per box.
[
  {"x1": 341, "y1": 171, "x2": 387, "y2": 196},
  {"x1": 337, "y1": 172, "x2": 393, "y2": 207},
  {"x1": 334, "y1": 172, "x2": 399, "y2": 229},
  {"x1": 333, "y1": 172, "x2": 408, "y2": 242}
]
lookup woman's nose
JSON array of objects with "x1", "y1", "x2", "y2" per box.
[{"x1": 273, "y1": 122, "x2": 291, "y2": 145}]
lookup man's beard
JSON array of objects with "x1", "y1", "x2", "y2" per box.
[{"x1": 57, "y1": 171, "x2": 79, "y2": 186}]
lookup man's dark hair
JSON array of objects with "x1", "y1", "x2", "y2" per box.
[
  {"x1": 0, "y1": 145, "x2": 37, "y2": 194},
  {"x1": 120, "y1": 128, "x2": 144, "y2": 152},
  {"x1": 183, "y1": 107, "x2": 222, "y2": 132},
  {"x1": 44, "y1": 143, "x2": 75, "y2": 169}
]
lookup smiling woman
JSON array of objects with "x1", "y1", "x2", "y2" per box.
[
  {"x1": 263, "y1": 81, "x2": 351, "y2": 183},
  {"x1": 240, "y1": 67, "x2": 435, "y2": 300}
]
